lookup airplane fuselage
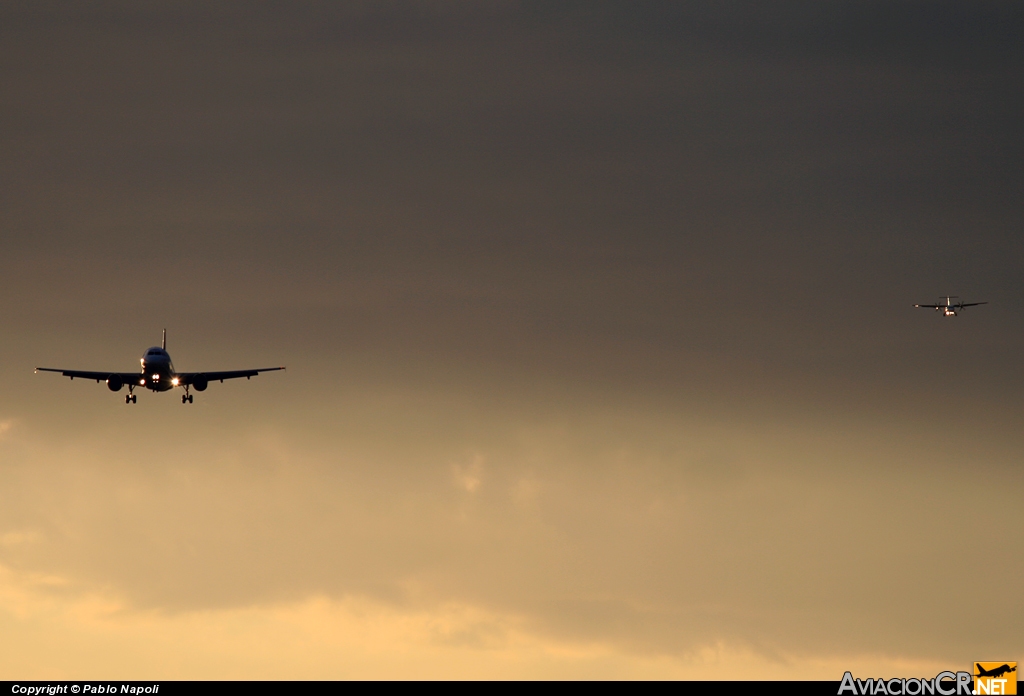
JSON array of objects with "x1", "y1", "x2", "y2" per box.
[
  {"x1": 937, "y1": 296, "x2": 959, "y2": 316},
  {"x1": 140, "y1": 346, "x2": 177, "y2": 392}
]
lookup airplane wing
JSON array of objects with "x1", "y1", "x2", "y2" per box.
[
  {"x1": 35, "y1": 368, "x2": 143, "y2": 384},
  {"x1": 913, "y1": 304, "x2": 941, "y2": 308},
  {"x1": 959, "y1": 302, "x2": 988, "y2": 307},
  {"x1": 178, "y1": 367, "x2": 285, "y2": 385}
]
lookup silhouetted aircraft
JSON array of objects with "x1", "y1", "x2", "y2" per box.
[
  {"x1": 975, "y1": 664, "x2": 1016, "y2": 679},
  {"x1": 914, "y1": 296, "x2": 988, "y2": 317},
  {"x1": 36, "y1": 330, "x2": 284, "y2": 404}
]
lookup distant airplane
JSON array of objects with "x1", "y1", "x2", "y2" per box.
[
  {"x1": 36, "y1": 330, "x2": 284, "y2": 404},
  {"x1": 914, "y1": 296, "x2": 988, "y2": 317}
]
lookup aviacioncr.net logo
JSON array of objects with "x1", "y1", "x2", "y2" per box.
[
  {"x1": 839, "y1": 671, "x2": 972, "y2": 695},
  {"x1": 974, "y1": 662, "x2": 1017, "y2": 695}
]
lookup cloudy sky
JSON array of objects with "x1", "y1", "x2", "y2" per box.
[{"x1": 1, "y1": 1, "x2": 1022, "y2": 679}]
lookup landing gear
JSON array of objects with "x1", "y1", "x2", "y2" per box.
[
  {"x1": 182, "y1": 388, "x2": 193, "y2": 404},
  {"x1": 125, "y1": 392, "x2": 137, "y2": 404}
]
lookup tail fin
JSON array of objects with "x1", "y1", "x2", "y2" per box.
[{"x1": 162, "y1": 329, "x2": 166, "y2": 350}]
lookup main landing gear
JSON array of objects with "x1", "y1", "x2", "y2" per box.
[
  {"x1": 125, "y1": 390, "x2": 137, "y2": 404},
  {"x1": 181, "y1": 387, "x2": 193, "y2": 404}
]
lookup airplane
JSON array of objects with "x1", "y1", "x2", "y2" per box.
[
  {"x1": 975, "y1": 664, "x2": 1016, "y2": 679},
  {"x1": 914, "y1": 296, "x2": 988, "y2": 317},
  {"x1": 35, "y1": 330, "x2": 284, "y2": 404}
]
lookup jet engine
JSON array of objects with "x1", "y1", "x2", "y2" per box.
[
  {"x1": 106, "y1": 375, "x2": 124, "y2": 392},
  {"x1": 192, "y1": 374, "x2": 209, "y2": 391}
]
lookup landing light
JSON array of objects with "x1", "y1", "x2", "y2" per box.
[
  {"x1": 152, "y1": 374, "x2": 160, "y2": 380},
  {"x1": 171, "y1": 378, "x2": 179, "y2": 386}
]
